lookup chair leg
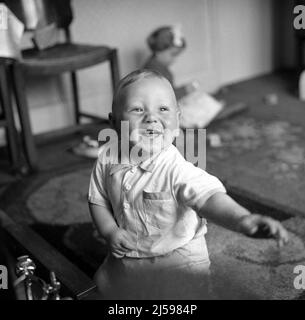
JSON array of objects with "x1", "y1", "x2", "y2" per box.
[
  {"x1": 0, "y1": 64, "x2": 20, "y2": 171},
  {"x1": 109, "y1": 49, "x2": 120, "y2": 92},
  {"x1": 11, "y1": 64, "x2": 39, "y2": 172},
  {"x1": 70, "y1": 71, "x2": 81, "y2": 124}
]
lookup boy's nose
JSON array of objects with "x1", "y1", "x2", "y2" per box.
[{"x1": 144, "y1": 112, "x2": 158, "y2": 123}]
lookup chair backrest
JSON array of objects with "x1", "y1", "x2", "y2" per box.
[{"x1": 1, "y1": 0, "x2": 73, "y2": 31}]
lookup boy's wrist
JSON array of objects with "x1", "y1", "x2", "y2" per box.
[{"x1": 236, "y1": 214, "x2": 253, "y2": 235}]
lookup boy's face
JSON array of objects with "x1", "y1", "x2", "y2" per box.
[{"x1": 111, "y1": 77, "x2": 180, "y2": 154}]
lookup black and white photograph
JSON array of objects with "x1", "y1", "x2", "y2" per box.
[{"x1": 0, "y1": 0, "x2": 304, "y2": 307}]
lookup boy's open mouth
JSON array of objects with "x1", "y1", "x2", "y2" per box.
[{"x1": 142, "y1": 129, "x2": 163, "y2": 138}]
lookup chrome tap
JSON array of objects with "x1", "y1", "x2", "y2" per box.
[{"x1": 14, "y1": 255, "x2": 72, "y2": 300}]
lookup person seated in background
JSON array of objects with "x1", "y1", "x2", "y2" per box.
[{"x1": 143, "y1": 25, "x2": 198, "y2": 100}]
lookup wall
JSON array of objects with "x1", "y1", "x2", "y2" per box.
[
  {"x1": 211, "y1": 0, "x2": 275, "y2": 85},
  {"x1": 2, "y1": 0, "x2": 289, "y2": 145}
]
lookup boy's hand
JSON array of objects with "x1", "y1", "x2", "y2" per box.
[
  {"x1": 106, "y1": 228, "x2": 135, "y2": 258},
  {"x1": 238, "y1": 214, "x2": 289, "y2": 247}
]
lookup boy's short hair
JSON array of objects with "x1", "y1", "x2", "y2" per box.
[
  {"x1": 147, "y1": 26, "x2": 186, "y2": 53},
  {"x1": 112, "y1": 69, "x2": 173, "y2": 111}
]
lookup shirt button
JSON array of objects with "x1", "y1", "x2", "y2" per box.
[
  {"x1": 125, "y1": 184, "x2": 131, "y2": 191},
  {"x1": 123, "y1": 203, "x2": 130, "y2": 209}
]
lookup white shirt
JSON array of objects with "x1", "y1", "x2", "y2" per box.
[{"x1": 88, "y1": 144, "x2": 226, "y2": 258}]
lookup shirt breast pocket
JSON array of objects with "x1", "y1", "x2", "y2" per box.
[{"x1": 143, "y1": 190, "x2": 176, "y2": 229}]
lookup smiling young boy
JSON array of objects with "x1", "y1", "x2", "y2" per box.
[{"x1": 88, "y1": 69, "x2": 289, "y2": 300}]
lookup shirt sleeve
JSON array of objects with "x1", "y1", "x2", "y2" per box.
[
  {"x1": 88, "y1": 158, "x2": 112, "y2": 210},
  {"x1": 173, "y1": 158, "x2": 226, "y2": 212}
]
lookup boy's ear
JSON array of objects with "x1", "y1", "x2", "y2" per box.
[{"x1": 176, "y1": 104, "x2": 181, "y2": 118}]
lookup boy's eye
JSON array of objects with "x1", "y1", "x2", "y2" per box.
[
  {"x1": 160, "y1": 106, "x2": 169, "y2": 112},
  {"x1": 131, "y1": 107, "x2": 143, "y2": 113}
]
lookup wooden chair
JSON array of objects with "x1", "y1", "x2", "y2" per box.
[
  {"x1": 0, "y1": 60, "x2": 21, "y2": 172},
  {"x1": 2, "y1": 0, "x2": 120, "y2": 171}
]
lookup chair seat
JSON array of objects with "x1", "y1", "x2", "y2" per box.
[{"x1": 19, "y1": 43, "x2": 115, "y2": 75}]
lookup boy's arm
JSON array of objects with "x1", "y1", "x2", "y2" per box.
[
  {"x1": 89, "y1": 203, "x2": 135, "y2": 257},
  {"x1": 197, "y1": 192, "x2": 250, "y2": 233},
  {"x1": 89, "y1": 203, "x2": 119, "y2": 240},
  {"x1": 198, "y1": 192, "x2": 289, "y2": 246}
]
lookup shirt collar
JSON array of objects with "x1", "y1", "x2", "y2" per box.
[
  {"x1": 139, "y1": 158, "x2": 156, "y2": 172},
  {"x1": 109, "y1": 146, "x2": 166, "y2": 176},
  {"x1": 109, "y1": 158, "x2": 156, "y2": 176},
  {"x1": 108, "y1": 144, "x2": 173, "y2": 176}
]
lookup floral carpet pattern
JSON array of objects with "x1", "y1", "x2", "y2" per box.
[{"x1": 27, "y1": 168, "x2": 92, "y2": 226}]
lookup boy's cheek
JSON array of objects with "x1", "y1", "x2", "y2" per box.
[{"x1": 164, "y1": 117, "x2": 179, "y2": 129}]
